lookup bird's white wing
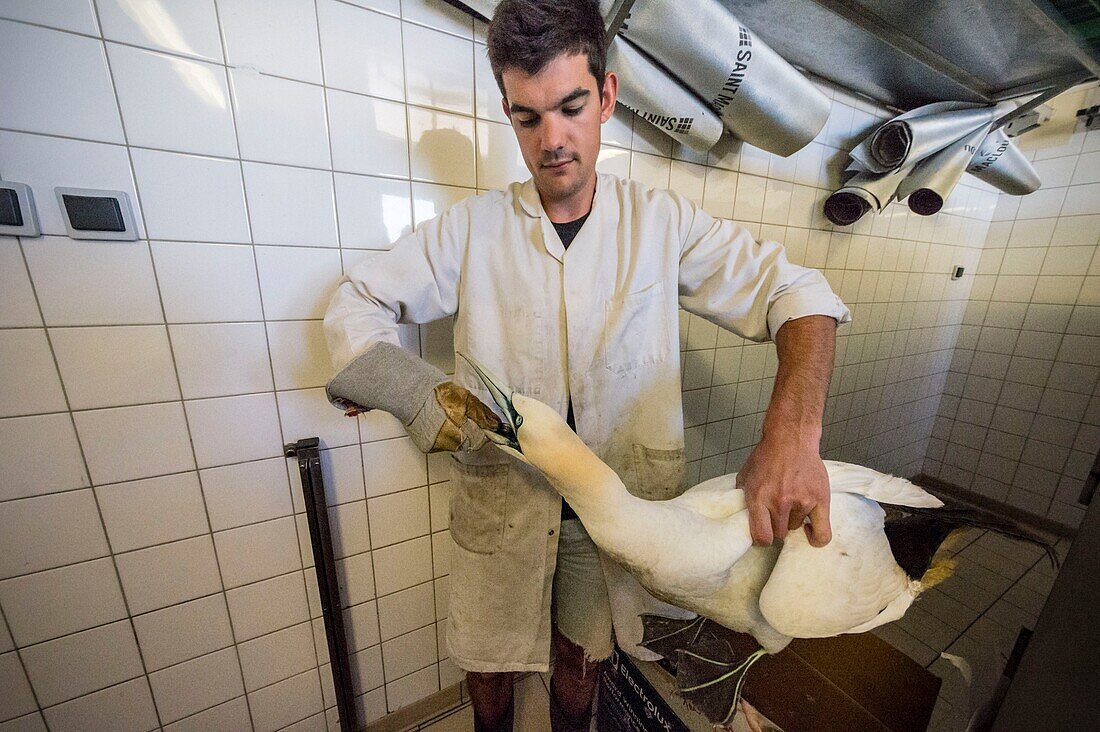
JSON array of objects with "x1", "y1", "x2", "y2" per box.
[
  {"x1": 823, "y1": 460, "x2": 943, "y2": 508},
  {"x1": 756, "y1": 493, "x2": 913, "y2": 637},
  {"x1": 670, "y1": 474, "x2": 745, "y2": 519}
]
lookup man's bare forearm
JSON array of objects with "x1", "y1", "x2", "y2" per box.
[{"x1": 760, "y1": 314, "x2": 837, "y2": 450}]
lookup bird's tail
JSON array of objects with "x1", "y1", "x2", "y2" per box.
[{"x1": 880, "y1": 501, "x2": 1059, "y2": 585}]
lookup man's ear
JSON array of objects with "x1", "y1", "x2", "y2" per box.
[
  {"x1": 501, "y1": 97, "x2": 511, "y2": 121},
  {"x1": 600, "y1": 71, "x2": 618, "y2": 123}
]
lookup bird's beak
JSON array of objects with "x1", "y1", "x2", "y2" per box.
[{"x1": 457, "y1": 353, "x2": 524, "y2": 458}]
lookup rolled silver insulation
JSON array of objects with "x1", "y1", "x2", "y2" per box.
[
  {"x1": 896, "y1": 123, "x2": 993, "y2": 216},
  {"x1": 824, "y1": 164, "x2": 914, "y2": 226},
  {"x1": 607, "y1": 37, "x2": 725, "y2": 152},
  {"x1": 849, "y1": 100, "x2": 1015, "y2": 173},
  {"x1": 619, "y1": 0, "x2": 830, "y2": 156},
  {"x1": 967, "y1": 128, "x2": 1042, "y2": 196}
]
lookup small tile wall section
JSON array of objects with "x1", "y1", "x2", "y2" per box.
[
  {"x1": 922, "y1": 85, "x2": 1100, "y2": 532},
  {"x1": 0, "y1": 0, "x2": 1026, "y2": 729}
]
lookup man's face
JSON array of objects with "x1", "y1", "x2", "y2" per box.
[{"x1": 501, "y1": 53, "x2": 617, "y2": 209}]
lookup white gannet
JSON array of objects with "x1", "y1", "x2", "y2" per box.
[{"x1": 460, "y1": 355, "x2": 1055, "y2": 726}]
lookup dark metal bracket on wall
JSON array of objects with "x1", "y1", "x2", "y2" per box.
[{"x1": 285, "y1": 437, "x2": 359, "y2": 732}]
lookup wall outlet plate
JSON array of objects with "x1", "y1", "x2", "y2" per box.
[
  {"x1": 55, "y1": 187, "x2": 139, "y2": 241},
  {"x1": 0, "y1": 181, "x2": 42, "y2": 237}
]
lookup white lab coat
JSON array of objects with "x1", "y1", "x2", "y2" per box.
[{"x1": 323, "y1": 173, "x2": 851, "y2": 672}]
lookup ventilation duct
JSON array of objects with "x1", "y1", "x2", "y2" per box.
[
  {"x1": 616, "y1": 0, "x2": 831, "y2": 156},
  {"x1": 896, "y1": 124, "x2": 993, "y2": 215}
]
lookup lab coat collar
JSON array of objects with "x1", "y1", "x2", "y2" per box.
[{"x1": 517, "y1": 173, "x2": 607, "y2": 219}]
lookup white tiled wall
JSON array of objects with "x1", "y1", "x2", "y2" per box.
[
  {"x1": 1, "y1": 0, "x2": 1006, "y2": 729},
  {"x1": 924, "y1": 85, "x2": 1100, "y2": 531}
]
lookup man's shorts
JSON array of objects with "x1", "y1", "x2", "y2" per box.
[{"x1": 552, "y1": 518, "x2": 614, "y2": 662}]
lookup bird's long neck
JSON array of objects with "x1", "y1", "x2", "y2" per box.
[{"x1": 527, "y1": 427, "x2": 633, "y2": 525}]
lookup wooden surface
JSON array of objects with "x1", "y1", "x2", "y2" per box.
[{"x1": 710, "y1": 629, "x2": 941, "y2": 732}]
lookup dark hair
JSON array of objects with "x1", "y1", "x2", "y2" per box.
[{"x1": 486, "y1": 0, "x2": 607, "y2": 99}]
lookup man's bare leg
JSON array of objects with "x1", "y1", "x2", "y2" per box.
[
  {"x1": 466, "y1": 670, "x2": 515, "y2": 732},
  {"x1": 549, "y1": 626, "x2": 605, "y2": 730}
]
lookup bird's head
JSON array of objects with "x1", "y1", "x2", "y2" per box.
[{"x1": 458, "y1": 353, "x2": 581, "y2": 471}]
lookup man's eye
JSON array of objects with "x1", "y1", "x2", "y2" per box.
[
  {"x1": 563, "y1": 107, "x2": 582, "y2": 116},
  {"x1": 519, "y1": 117, "x2": 538, "y2": 128}
]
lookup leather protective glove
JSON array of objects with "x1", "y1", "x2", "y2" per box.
[{"x1": 325, "y1": 341, "x2": 501, "y2": 453}]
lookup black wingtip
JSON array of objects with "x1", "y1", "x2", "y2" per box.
[{"x1": 881, "y1": 501, "x2": 1061, "y2": 582}]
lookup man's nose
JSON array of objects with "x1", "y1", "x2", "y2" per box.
[{"x1": 541, "y1": 114, "x2": 568, "y2": 155}]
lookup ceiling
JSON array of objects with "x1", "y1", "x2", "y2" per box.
[{"x1": 722, "y1": 0, "x2": 1099, "y2": 109}]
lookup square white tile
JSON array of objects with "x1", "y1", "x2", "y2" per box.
[
  {"x1": 74, "y1": 402, "x2": 195, "y2": 485},
  {"x1": 226, "y1": 571, "x2": 310, "y2": 641},
  {"x1": 408, "y1": 107, "x2": 475, "y2": 187},
  {"x1": 317, "y1": 0, "x2": 404, "y2": 100},
  {"x1": 0, "y1": 238, "x2": 40, "y2": 328},
  {"x1": 402, "y1": 0, "x2": 471, "y2": 37},
  {"x1": 170, "y1": 322, "x2": 274, "y2": 399},
  {"x1": 96, "y1": 0, "x2": 223, "y2": 62},
  {"x1": 1, "y1": 653, "x2": 37, "y2": 721},
  {"x1": 475, "y1": 119, "x2": 527, "y2": 191},
  {"x1": 21, "y1": 236, "x2": 160, "y2": 326},
  {"x1": 0, "y1": 490, "x2": 109, "y2": 580},
  {"x1": 362, "y1": 437, "x2": 427, "y2": 497},
  {"x1": 185, "y1": 392, "x2": 282, "y2": 468},
  {"x1": 107, "y1": 43, "x2": 237, "y2": 157},
  {"x1": 131, "y1": 149, "x2": 249, "y2": 243},
  {"x1": 131, "y1": 593, "x2": 234, "y2": 671},
  {"x1": 411, "y1": 182, "x2": 470, "y2": 231},
  {"x1": 368, "y1": 487, "x2": 429, "y2": 548},
  {"x1": 334, "y1": 173, "x2": 413, "y2": 248},
  {"x1": 403, "y1": 23, "x2": 473, "y2": 116},
  {"x1": 474, "y1": 44, "x2": 508, "y2": 125},
  {"x1": 0, "y1": 558, "x2": 126, "y2": 647},
  {"x1": 161, "y1": 696, "x2": 250, "y2": 732},
  {"x1": 41, "y1": 677, "x2": 158, "y2": 732},
  {"x1": 380, "y1": 624, "x2": 437, "y2": 682},
  {"x1": 214, "y1": 516, "x2": 301, "y2": 589},
  {"x1": 114, "y1": 535, "x2": 222, "y2": 615},
  {"x1": 267, "y1": 319, "x2": 331, "y2": 390},
  {"x1": 0, "y1": 21, "x2": 123, "y2": 142},
  {"x1": 247, "y1": 669, "x2": 323, "y2": 732},
  {"x1": 217, "y1": 0, "x2": 322, "y2": 83},
  {"x1": 229, "y1": 69, "x2": 330, "y2": 169},
  {"x1": 96, "y1": 472, "x2": 209, "y2": 553},
  {"x1": 237, "y1": 621, "x2": 316, "y2": 691},
  {"x1": 327, "y1": 89, "x2": 410, "y2": 178},
  {"x1": 243, "y1": 162, "x2": 338, "y2": 248},
  {"x1": 151, "y1": 241, "x2": 264, "y2": 323},
  {"x1": 20, "y1": 620, "x2": 144, "y2": 707},
  {"x1": 278, "y1": 388, "x2": 359, "y2": 449},
  {"x1": 337, "y1": 552, "x2": 376, "y2": 607},
  {"x1": 377, "y1": 581, "x2": 435, "y2": 641},
  {"x1": 50, "y1": 325, "x2": 180, "y2": 410},
  {"x1": 328, "y1": 500, "x2": 371, "y2": 559},
  {"x1": 0, "y1": 414, "x2": 88, "y2": 502},
  {"x1": 254, "y1": 245, "x2": 343, "y2": 320},
  {"x1": 372, "y1": 536, "x2": 432, "y2": 596},
  {"x1": 0, "y1": 329, "x2": 67, "y2": 418},
  {"x1": 0, "y1": 0, "x2": 99, "y2": 34},
  {"x1": 346, "y1": 600, "x2": 381, "y2": 651},
  {"x1": 201, "y1": 457, "x2": 293, "y2": 532},
  {"x1": 147, "y1": 647, "x2": 244, "y2": 723}
]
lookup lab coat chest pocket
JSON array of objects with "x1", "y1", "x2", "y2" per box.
[
  {"x1": 449, "y1": 455, "x2": 509, "y2": 555},
  {"x1": 602, "y1": 282, "x2": 670, "y2": 375},
  {"x1": 630, "y1": 444, "x2": 686, "y2": 500}
]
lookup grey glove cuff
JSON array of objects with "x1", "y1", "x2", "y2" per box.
[{"x1": 325, "y1": 341, "x2": 447, "y2": 427}]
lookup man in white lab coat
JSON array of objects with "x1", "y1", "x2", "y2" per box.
[{"x1": 323, "y1": 1, "x2": 851, "y2": 728}]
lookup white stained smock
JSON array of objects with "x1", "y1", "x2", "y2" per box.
[{"x1": 323, "y1": 174, "x2": 851, "y2": 671}]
